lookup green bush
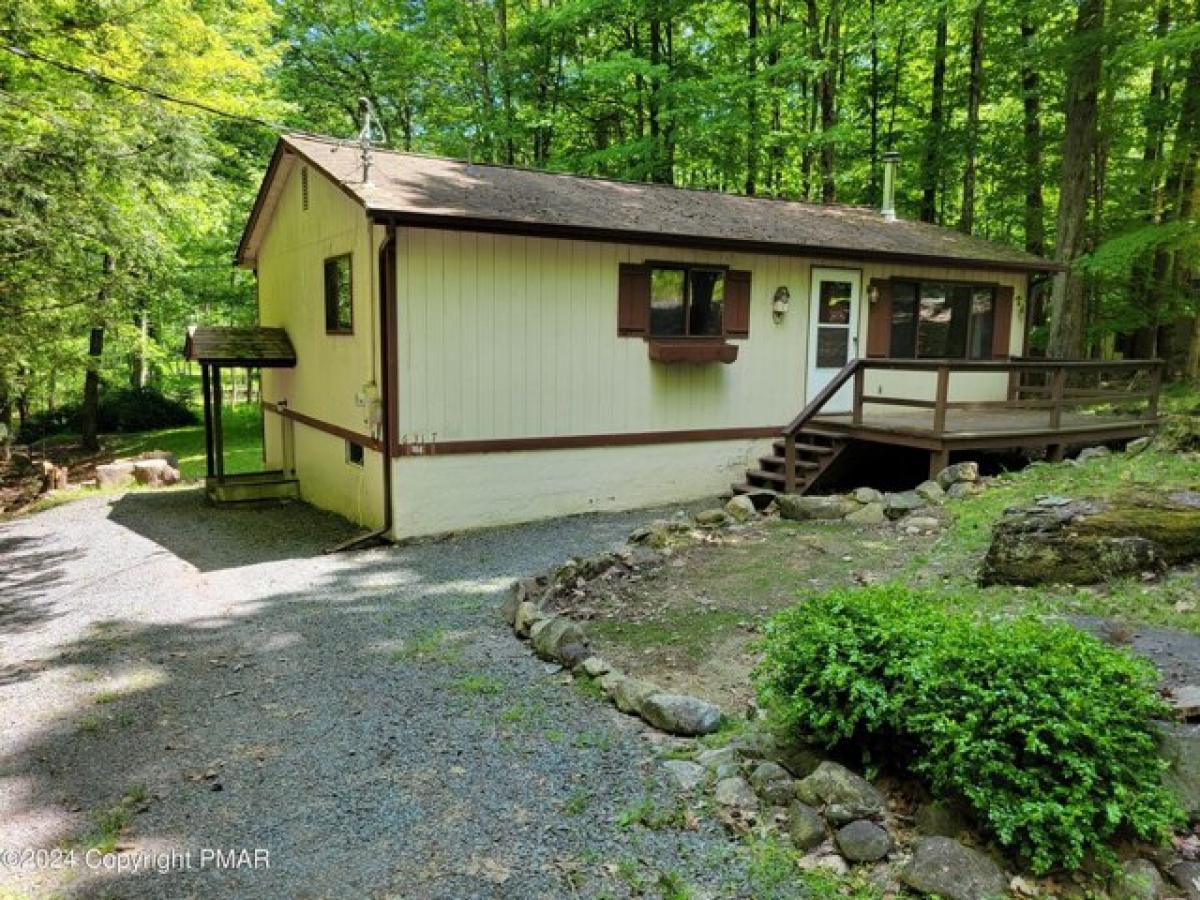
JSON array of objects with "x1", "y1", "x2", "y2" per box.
[
  {"x1": 754, "y1": 584, "x2": 1181, "y2": 873},
  {"x1": 17, "y1": 386, "x2": 197, "y2": 443}
]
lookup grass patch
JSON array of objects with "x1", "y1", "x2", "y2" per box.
[
  {"x1": 573, "y1": 674, "x2": 607, "y2": 702},
  {"x1": 77, "y1": 715, "x2": 104, "y2": 734},
  {"x1": 451, "y1": 673, "x2": 504, "y2": 696},
  {"x1": 77, "y1": 785, "x2": 148, "y2": 854},
  {"x1": 615, "y1": 796, "x2": 693, "y2": 830},
  {"x1": 563, "y1": 789, "x2": 590, "y2": 815},
  {"x1": 588, "y1": 609, "x2": 745, "y2": 662},
  {"x1": 106, "y1": 404, "x2": 264, "y2": 480},
  {"x1": 93, "y1": 689, "x2": 123, "y2": 705},
  {"x1": 393, "y1": 628, "x2": 468, "y2": 665}
]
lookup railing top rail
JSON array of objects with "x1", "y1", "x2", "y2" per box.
[
  {"x1": 860, "y1": 357, "x2": 1164, "y2": 372},
  {"x1": 783, "y1": 358, "x2": 862, "y2": 437}
]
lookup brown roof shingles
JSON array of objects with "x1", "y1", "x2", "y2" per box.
[
  {"x1": 184, "y1": 326, "x2": 296, "y2": 366},
  {"x1": 247, "y1": 133, "x2": 1056, "y2": 273}
]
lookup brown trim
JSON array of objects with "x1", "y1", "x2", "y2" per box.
[
  {"x1": 394, "y1": 426, "x2": 780, "y2": 457},
  {"x1": 370, "y1": 211, "x2": 1063, "y2": 274},
  {"x1": 263, "y1": 401, "x2": 384, "y2": 453},
  {"x1": 235, "y1": 140, "x2": 289, "y2": 266},
  {"x1": 648, "y1": 340, "x2": 738, "y2": 364}
]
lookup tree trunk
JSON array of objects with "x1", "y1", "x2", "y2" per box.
[
  {"x1": 819, "y1": 0, "x2": 841, "y2": 202},
  {"x1": 80, "y1": 253, "x2": 115, "y2": 452},
  {"x1": 1046, "y1": 0, "x2": 1103, "y2": 359},
  {"x1": 919, "y1": 4, "x2": 948, "y2": 223},
  {"x1": 746, "y1": 0, "x2": 759, "y2": 195},
  {"x1": 1021, "y1": 20, "x2": 1044, "y2": 257},
  {"x1": 960, "y1": 1, "x2": 986, "y2": 234},
  {"x1": 868, "y1": 0, "x2": 880, "y2": 205}
]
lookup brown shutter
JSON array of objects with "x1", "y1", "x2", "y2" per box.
[
  {"x1": 725, "y1": 269, "x2": 752, "y2": 338},
  {"x1": 992, "y1": 284, "x2": 1014, "y2": 358},
  {"x1": 617, "y1": 263, "x2": 650, "y2": 336},
  {"x1": 865, "y1": 278, "x2": 893, "y2": 357}
]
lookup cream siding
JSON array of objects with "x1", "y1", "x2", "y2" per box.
[{"x1": 256, "y1": 162, "x2": 386, "y2": 529}]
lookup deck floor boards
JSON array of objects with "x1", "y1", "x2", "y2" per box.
[{"x1": 814, "y1": 407, "x2": 1151, "y2": 439}]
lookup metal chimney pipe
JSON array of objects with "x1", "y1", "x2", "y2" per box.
[{"x1": 880, "y1": 151, "x2": 900, "y2": 221}]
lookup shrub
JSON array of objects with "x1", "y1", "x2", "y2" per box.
[
  {"x1": 754, "y1": 584, "x2": 1182, "y2": 873},
  {"x1": 17, "y1": 386, "x2": 196, "y2": 443}
]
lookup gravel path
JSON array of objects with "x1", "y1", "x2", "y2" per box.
[{"x1": 0, "y1": 490, "x2": 746, "y2": 899}]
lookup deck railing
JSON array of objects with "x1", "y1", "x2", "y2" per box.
[{"x1": 781, "y1": 357, "x2": 1165, "y2": 492}]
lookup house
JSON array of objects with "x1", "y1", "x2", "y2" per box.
[{"x1": 202, "y1": 133, "x2": 1159, "y2": 540}]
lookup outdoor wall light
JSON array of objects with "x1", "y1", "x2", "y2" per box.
[
  {"x1": 867, "y1": 284, "x2": 880, "y2": 305},
  {"x1": 772, "y1": 286, "x2": 791, "y2": 323}
]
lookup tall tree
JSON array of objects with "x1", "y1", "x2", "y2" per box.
[
  {"x1": 960, "y1": 1, "x2": 986, "y2": 234},
  {"x1": 919, "y1": 3, "x2": 949, "y2": 223}
]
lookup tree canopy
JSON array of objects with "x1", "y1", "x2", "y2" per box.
[{"x1": 2, "y1": 0, "x2": 1199, "y2": 436}]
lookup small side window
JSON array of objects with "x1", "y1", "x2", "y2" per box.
[
  {"x1": 324, "y1": 254, "x2": 353, "y2": 333},
  {"x1": 346, "y1": 440, "x2": 364, "y2": 467}
]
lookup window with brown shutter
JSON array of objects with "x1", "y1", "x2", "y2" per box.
[
  {"x1": 886, "y1": 279, "x2": 1001, "y2": 360},
  {"x1": 865, "y1": 278, "x2": 892, "y2": 357},
  {"x1": 725, "y1": 270, "x2": 751, "y2": 338},
  {"x1": 617, "y1": 263, "x2": 651, "y2": 336},
  {"x1": 991, "y1": 285, "x2": 1014, "y2": 358},
  {"x1": 616, "y1": 262, "x2": 750, "y2": 339}
]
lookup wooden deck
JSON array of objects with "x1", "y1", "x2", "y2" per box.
[{"x1": 780, "y1": 357, "x2": 1163, "y2": 488}]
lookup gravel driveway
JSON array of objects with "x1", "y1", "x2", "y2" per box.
[{"x1": 0, "y1": 490, "x2": 745, "y2": 899}]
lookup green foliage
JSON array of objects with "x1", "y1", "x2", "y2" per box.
[
  {"x1": 17, "y1": 387, "x2": 196, "y2": 443},
  {"x1": 755, "y1": 584, "x2": 1182, "y2": 873}
]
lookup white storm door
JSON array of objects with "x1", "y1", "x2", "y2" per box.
[{"x1": 806, "y1": 268, "x2": 862, "y2": 412}]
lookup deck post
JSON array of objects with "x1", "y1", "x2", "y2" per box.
[
  {"x1": 852, "y1": 366, "x2": 865, "y2": 425},
  {"x1": 200, "y1": 364, "x2": 215, "y2": 480},
  {"x1": 932, "y1": 365, "x2": 950, "y2": 434},
  {"x1": 212, "y1": 366, "x2": 225, "y2": 483},
  {"x1": 1049, "y1": 365, "x2": 1066, "y2": 429},
  {"x1": 1147, "y1": 363, "x2": 1163, "y2": 419},
  {"x1": 929, "y1": 447, "x2": 950, "y2": 480},
  {"x1": 1006, "y1": 368, "x2": 1019, "y2": 405},
  {"x1": 783, "y1": 434, "x2": 798, "y2": 493}
]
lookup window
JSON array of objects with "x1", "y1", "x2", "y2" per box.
[
  {"x1": 890, "y1": 281, "x2": 995, "y2": 359},
  {"x1": 346, "y1": 440, "x2": 364, "y2": 466},
  {"x1": 649, "y1": 265, "x2": 726, "y2": 338},
  {"x1": 324, "y1": 254, "x2": 353, "y2": 333}
]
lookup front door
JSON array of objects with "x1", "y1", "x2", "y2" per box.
[{"x1": 806, "y1": 267, "x2": 861, "y2": 412}]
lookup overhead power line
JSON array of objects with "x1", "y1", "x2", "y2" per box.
[{"x1": 1, "y1": 43, "x2": 288, "y2": 132}]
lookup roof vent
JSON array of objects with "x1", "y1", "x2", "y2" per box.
[
  {"x1": 301, "y1": 167, "x2": 309, "y2": 211},
  {"x1": 880, "y1": 151, "x2": 900, "y2": 221}
]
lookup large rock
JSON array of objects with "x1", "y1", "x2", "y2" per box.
[
  {"x1": 715, "y1": 776, "x2": 758, "y2": 810},
  {"x1": 845, "y1": 503, "x2": 887, "y2": 525},
  {"x1": 724, "y1": 495, "x2": 758, "y2": 522},
  {"x1": 1113, "y1": 859, "x2": 1166, "y2": 900},
  {"x1": 600, "y1": 672, "x2": 659, "y2": 715},
  {"x1": 132, "y1": 458, "x2": 180, "y2": 487},
  {"x1": 513, "y1": 601, "x2": 548, "y2": 637},
  {"x1": 1077, "y1": 445, "x2": 1112, "y2": 463},
  {"x1": 503, "y1": 577, "x2": 544, "y2": 626},
  {"x1": 835, "y1": 820, "x2": 892, "y2": 862},
  {"x1": 853, "y1": 487, "x2": 884, "y2": 504},
  {"x1": 697, "y1": 746, "x2": 739, "y2": 771},
  {"x1": 901, "y1": 837, "x2": 1007, "y2": 900},
  {"x1": 981, "y1": 491, "x2": 1200, "y2": 586},
  {"x1": 936, "y1": 462, "x2": 980, "y2": 489},
  {"x1": 639, "y1": 692, "x2": 723, "y2": 736},
  {"x1": 733, "y1": 728, "x2": 824, "y2": 778},
  {"x1": 138, "y1": 449, "x2": 180, "y2": 469},
  {"x1": 749, "y1": 761, "x2": 796, "y2": 805},
  {"x1": 530, "y1": 616, "x2": 587, "y2": 665},
  {"x1": 914, "y1": 480, "x2": 946, "y2": 504},
  {"x1": 946, "y1": 482, "x2": 981, "y2": 500},
  {"x1": 914, "y1": 800, "x2": 970, "y2": 838},
  {"x1": 795, "y1": 761, "x2": 886, "y2": 824},
  {"x1": 662, "y1": 760, "x2": 706, "y2": 792},
  {"x1": 95, "y1": 461, "x2": 135, "y2": 489},
  {"x1": 788, "y1": 801, "x2": 826, "y2": 850},
  {"x1": 777, "y1": 494, "x2": 860, "y2": 521},
  {"x1": 1154, "y1": 720, "x2": 1200, "y2": 819},
  {"x1": 883, "y1": 491, "x2": 925, "y2": 520},
  {"x1": 694, "y1": 508, "x2": 729, "y2": 527},
  {"x1": 1170, "y1": 861, "x2": 1200, "y2": 900}
]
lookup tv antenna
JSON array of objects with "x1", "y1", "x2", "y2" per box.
[{"x1": 358, "y1": 97, "x2": 386, "y2": 185}]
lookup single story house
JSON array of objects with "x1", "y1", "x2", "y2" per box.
[{"x1": 207, "y1": 133, "x2": 1155, "y2": 540}]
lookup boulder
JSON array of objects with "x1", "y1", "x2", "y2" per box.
[
  {"x1": 796, "y1": 761, "x2": 886, "y2": 824},
  {"x1": 132, "y1": 458, "x2": 179, "y2": 487},
  {"x1": 698, "y1": 746, "x2": 739, "y2": 771},
  {"x1": 835, "y1": 820, "x2": 892, "y2": 862},
  {"x1": 981, "y1": 491, "x2": 1200, "y2": 586},
  {"x1": 906, "y1": 516, "x2": 941, "y2": 532},
  {"x1": 530, "y1": 616, "x2": 587, "y2": 665},
  {"x1": 558, "y1": 642, "x2": 589, "y2": 669},
  {"x1": 724, "y1": 494, "x2": 758, "y2": 523},
  {"x1": 1113, "y1": 859, "x2": 1166, "y2": 900},
  {"x1": 95, "y1": 461, "x2": 136, "y2": 489},
  {"x1": 750, "y1": 761, "x2": 796, "y2": 805},
  {"x1": 915, "y1": 480, "x2": 946, "y2": 504},
  {"x1": 883, "y1": 491, "x2": 925, "y2": 520},
  {"x1": 733, "y1": 729, "x2": 824, "y2": 778},
  {"x1": 1169, "y1": 862, "x2": 1200, "y2": 900},
  {"x1": 845, "y1": 503, "x2": 887, "y2": 525},
  {"x1": 901, "y1": 837, "x2": 1007, "y2": 900},
  {"x1": 914, "y1": 800, "x2": 970, "y2": 838},
  {"x1": 579, "y1": 656, "x2": 611, "y2": 678},
  {"x1": 621, "y1": 545, "x2": 663, "y2": 568},
  {"x1": 1077, "y1": 445, "x2": 1112, "y2": 462},
  {"x1": 694, "y1": 508, "x2": 730, "y2": 527},
  {"x1": 798, "y1": 852, "x2": 850, "y2": 877},
  {"x1": 513, "y1": 601, "x2": 548, "y2": 637},
  {"x1": 777, "y1": 495, "x2": 860, "y2": 521},
  {"x1": 715, "y1": 776, "x2": 758, "y2": 810},
  {"x1": 662, "y1": 759, "x2": 706, "y2": 792},
  {"x1": 1154, "y1": 720, "x2": 1200, "y2": 819},
  {"x1": 853, "y1": 487, "x2": 884, "y2": 504},
  {"x1": 1126, "y1": 436, "x2": 1153, "y2": 456},
  {"x1": 503, "y1": 577, "x2": 542, "y2": 626},
  {"x1": 936, "y1": 462, "x2": 980, "y2": 489},
  {"x1": 639, "y1": 692, "x2": 723, "y2": 736},
  {"x1": 788, "y1": 801, "x2": 827, "y2": 850},
  {"x1": 137, "y1": 449, "x2": 180, "y2": 469},
  {"x1": 600, "y1": 672, "x2": 659, "y2": 715},
  {"x1": 946, "y1": 482, "x2": 980, "y2": 500}
]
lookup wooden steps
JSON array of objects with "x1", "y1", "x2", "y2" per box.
[{"x1": 732, "y1": 427, "x2": 847, "y2": 499}]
